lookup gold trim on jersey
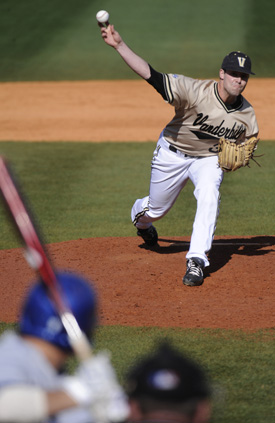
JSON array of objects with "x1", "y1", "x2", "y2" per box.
[{"x1": 214, "y1": 83, "x2": 243, "y2": 113}]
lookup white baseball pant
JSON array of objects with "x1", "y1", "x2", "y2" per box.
[{"x1": 131, "y1": 133, "x2": 224, "y2": 267}]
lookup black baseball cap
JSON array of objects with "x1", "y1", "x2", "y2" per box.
[
  {"x1": 125, "y1": 342, "x2": 211, "y2": 402},
  {"x1": 221, "y1": 51, "x2": 255, "y2": 75}
]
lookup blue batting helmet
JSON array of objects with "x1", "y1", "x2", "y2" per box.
[{"x1": 19, "y1": 271, "x2": 97, "y2": 353}]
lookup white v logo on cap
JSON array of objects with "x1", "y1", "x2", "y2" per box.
[{"x1": 238, "y1": 57, "x2": 246, "y2": 67}]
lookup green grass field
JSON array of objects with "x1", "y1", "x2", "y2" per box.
[
  {"x1": 0, "y1": 141, "x2": 274, "y2": 249},
  {"x1": 0, "y1": 1, "x2": 274, "y2": 421},
  {"x1": 0, "y1": 0, "x2": 274, "y2": 80}
]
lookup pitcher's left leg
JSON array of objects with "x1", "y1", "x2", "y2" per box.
[
  {"x1": 187, "y1": 156, "x2": 223, "y2": 265},
  {"x1": 184, "y1": 156, "x2": 223, "y2": 286}
]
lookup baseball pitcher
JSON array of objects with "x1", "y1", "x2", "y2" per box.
[{"x1": 98, "y1": 20, "x2": 259, "y2": 287}]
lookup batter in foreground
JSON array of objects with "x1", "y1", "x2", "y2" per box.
[{"x1": 98, "y1": 21, "x2": 259, "y2": 287}]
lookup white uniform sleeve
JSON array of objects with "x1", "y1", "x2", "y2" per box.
[{"x1": 0, "y1": 386, "x2": 48, "y2": 422}]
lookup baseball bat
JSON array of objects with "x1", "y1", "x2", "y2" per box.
[{"x1": 0, "y1": 156, "x2": 91, "y2": 361}]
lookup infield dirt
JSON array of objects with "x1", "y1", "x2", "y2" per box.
[{"x1": 0, "y1": 79, "x2": 274, "y2": 142}]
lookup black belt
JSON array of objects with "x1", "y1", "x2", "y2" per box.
[
  {"x1": 169, "y1": 144, "x2": 178, "y2": 153},
  {"x1": 168, "y1": 144, "x2": 197, "y2": 158}
]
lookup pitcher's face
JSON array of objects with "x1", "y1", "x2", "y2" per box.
[{"x1": 220, "y1": 69, "x2": 249, "y2": 97}]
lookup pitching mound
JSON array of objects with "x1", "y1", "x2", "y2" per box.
[{"x1": 1, "y1": 235, "x2": 274, "y2": 330}]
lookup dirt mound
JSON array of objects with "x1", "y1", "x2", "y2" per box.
[{"x1": 1, "y1": 236, "x2": 274, "y2": 329}]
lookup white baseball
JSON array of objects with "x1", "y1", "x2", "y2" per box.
[{"x1": 96, "y1": 10, "x2": 109, "y2": 23}]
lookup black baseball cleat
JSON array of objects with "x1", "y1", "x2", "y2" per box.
[
  {"x1": 137, "y1": 225, "x2": 158, "y2": 247},
  {"x1": 183, "y1": 257, "x2": 205, "y2": 286}
]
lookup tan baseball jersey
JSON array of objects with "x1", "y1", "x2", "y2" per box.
[{"x1": 161, "y1": 74, "x2": 259, "y2": 157}]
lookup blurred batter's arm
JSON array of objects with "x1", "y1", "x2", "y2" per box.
[{"x1": 0, "y1": 386, "x2": 78, "y2": 422}]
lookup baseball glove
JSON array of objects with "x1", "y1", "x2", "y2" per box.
[{"x1": 218, "y1": 136, "x2": 260, "y2": 172}]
